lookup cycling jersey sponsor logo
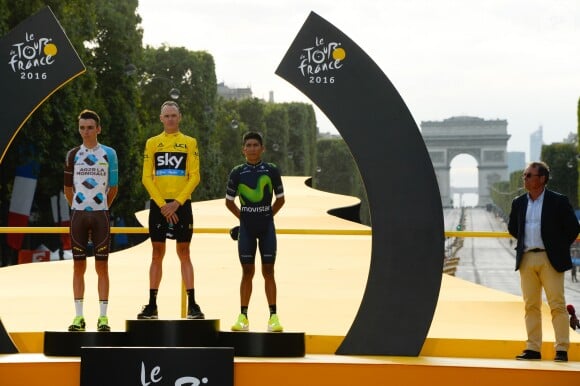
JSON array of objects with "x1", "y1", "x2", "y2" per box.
[
  {"x1": 238, "y1": 175, "x2": 273, "y2": 205},
  {"x1": 174, "y1": 143, "x2": 187, "y2": 149},
  {"x1": 241, "y1": 206, "x2": 271, "y2": 213},
  {"x1": 93, "y1": 192, "x2": 104, "y2": 204},
  {"x1": 155, "y1": 152, "x2": 186, "y2": 176},
  {"x1": 82, "y1": 178, "x2": 98, "y2": 189},
  {"x1": 76, "y1": 167, "x2": 106, "y2": 176},
  {"x1": 84, "y1": 154, "x2": 98, "y2": 166},
  {"x1": 75, "y1": 192, "x2": 85, "y2": 204}
]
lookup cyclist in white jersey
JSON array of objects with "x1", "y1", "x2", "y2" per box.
[{"x1": 64, "y1": 109, "x2": 118, "y2": 332}]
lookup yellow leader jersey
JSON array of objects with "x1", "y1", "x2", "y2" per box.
[{"x1": 142, "y1": 131, "x2": 200, "y2": 208}]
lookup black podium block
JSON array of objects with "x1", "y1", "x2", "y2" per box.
[
  {"x1": 126, "y1": 319, "x2": 220, "y2": 347},
  {"x1": 81, "y1": 347, "x2": 234, "y2": 386},
  {"x1": 44, "y1": 331, "x2": 128, "y2": 356},
  {"x1": 0, "y1": 318, "x2": 18, "y2": 353},
  {"x1": 218, "y1": 331, "x2": 305, "y2": 357}
]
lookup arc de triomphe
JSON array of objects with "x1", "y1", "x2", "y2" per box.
[{"x1": 421, "y1": 116, "x2": 510, "y2": 207}]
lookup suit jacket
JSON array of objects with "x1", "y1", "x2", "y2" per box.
[{"x1": 508, "y1": 189, "x2": 580, "y2": 272}]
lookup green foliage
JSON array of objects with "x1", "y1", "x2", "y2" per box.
[
  {"x1": 0, "y1": 2, "x2": 371, "y2": 262},
  {"x1": 0, "y1": 0, "x2": 9, "y2": 34},
  {"x1": 490, "y1": 174, "x2": 524, "y2": 220},
  {"x1": 89, "y1": 0, "x2": 144, "y2": 224},
  {"x1": 313, "y1": 138, "x2": 370, "y2": 225},
  {"x1": 138, "y1": 45, "x2": 218, "y2": 200},
  {"x1": 285, "y1": 103, "x2": 317, "y2": 176},
  {"x1": 1, "y1": 0, "x2": 101, "y2": 228},
  {"x1": 264, "y1": 104, "x2": 290, "y2": 172},
  {"x1": 211, "y1": 99, "x2": 316, "y2": 180},
  {"x1": 541, "y1": 142, "x2": 578, "y2": 208},
  {"x1": 491, "y1": 141, "x2": 580, "y2": 214}
]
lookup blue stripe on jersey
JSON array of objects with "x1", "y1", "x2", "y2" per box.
[{"x1": 102, "y1": 145, "x2": 119, "y2": 186}]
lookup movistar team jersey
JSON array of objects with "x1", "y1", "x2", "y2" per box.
[
  {"x1": 64, "y1": 143, "x2": 118, "y2": 211},
  {"x1": 225, "y1": 161, "x2": 284, "y2": 224},
  {"x1": 142, "y1": 131, "x2": 200, "y2": 208}
]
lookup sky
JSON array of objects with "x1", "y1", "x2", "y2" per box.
[{"x1": 137, "y1": 0, "x2": 579, "y2": 161}]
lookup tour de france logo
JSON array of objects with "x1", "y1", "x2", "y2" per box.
[
  {"x1": 8, "y1": 32, "x2": 58, "y2": 80},
  {"x1": 297, "y1": 36, "x2": 346, "y2": 85}
]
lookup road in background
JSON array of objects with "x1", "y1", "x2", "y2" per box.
[{"x1": 444, "y1": 207, "x2": 580, "y2": 309}]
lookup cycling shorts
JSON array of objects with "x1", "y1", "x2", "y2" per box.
[
  {"x1": 70, "y1": 210, "x2": 111, "y2": 261},
  {"x1": 237, "y1": 220, "x2": 277, "y2": 264},
  {"x1": 148, "y1": 199, "x2": 193, "y2": 243}
]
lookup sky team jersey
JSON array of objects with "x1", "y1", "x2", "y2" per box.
[
  {"x1": 142, "y1": 131, "x2": 200, "y2": 208},
  {"x1": 226, "y1": 161, "x2": 284, "y2": 224},
  {"x1": 64, "y1": 143, "x2": 118, "y2": 211}
]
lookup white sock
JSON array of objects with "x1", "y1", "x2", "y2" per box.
[
  {"x1": 99, "y1": 300, "x2": 108, "y2": 317},
  {"x1": 74, "y1": 299, "x2": 83, "y2": 317}
]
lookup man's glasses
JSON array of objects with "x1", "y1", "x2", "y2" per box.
[{"x1": 522, "y1": 173, "x2": 540, "y2": 179}]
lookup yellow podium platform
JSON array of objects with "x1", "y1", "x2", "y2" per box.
[{"x1": 0, "y1": 177, "x2": 579, "y2": 385}]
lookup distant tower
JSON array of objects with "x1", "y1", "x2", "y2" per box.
[
  {"x1": 529, "y1": 126, "x2": 543, "y2": 162},
  {"x1": 269, "y1": 91, "x2": 274, "y2": 103}
]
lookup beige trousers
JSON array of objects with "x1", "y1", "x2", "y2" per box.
[{"x1": 519, "y1": 251, "x2": 569, "y2": 352}]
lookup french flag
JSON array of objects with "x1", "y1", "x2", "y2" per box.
[
  {"x1": 7, "y1": 162, "x2": 38, "y2": 250},
  {"x1": 51, "y1": 191, "x2": 71, "y2": 250}
]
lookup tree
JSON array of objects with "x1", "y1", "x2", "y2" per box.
[
  {"x1": 138, "y1": 45, "x2": 218, "y2": 200},
  {"x1": 0, "y1": 0, "x2": 146, "y2": 262},
  {"x1": 313, "y1": 138, "x2": 370, "y2": 225},
  {"x1": 0, "y1": 2, "x2": 325, "y2": 265},
  {"x1": 89, "y1": 0, "x2": 145, "y2": 227},
  {"x1": 490, "y1": 170, "x2": 525, "y2": 221},
  {"x1": 0, "y1": 0, "x2": 101, "y2": 262},
  {"x1": 264, "y1": 104, "x2": 290, "y2": 172},
  {"x1": 285, "y1": 103, "x2": 317, "y2": 176},
  {"x1": 542, "y1": 142, "x2": 578, "y2": 208}
]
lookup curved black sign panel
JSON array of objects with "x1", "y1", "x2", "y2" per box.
[
  {"x1": 0, "y1": 6, "x2": 85, "y2": 163},
  {"x1": 276, "y1": 12, "x2": 444, "y2": 356}
]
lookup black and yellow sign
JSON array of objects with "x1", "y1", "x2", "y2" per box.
[
  {"x1": 0, "y1": 6, "x2": 85, "y2": 163},
  {"x1": 276, "y1": 12, "x2": 444, "y2": 356},
  {"x1": 81, "y1": 347, "x2": 234, "y2": 386}
]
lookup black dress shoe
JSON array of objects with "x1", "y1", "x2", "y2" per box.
[
  {"x1": 516, "y1": 350, "x2": 541, "y2": 360},
  {"x1": 554, "y1": 351, "x2": 568, "y2": 362}
]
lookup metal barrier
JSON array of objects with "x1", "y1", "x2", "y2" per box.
[
  {"x1": 0, "y1": 227, "x2": 519, "y2": 237},
  {"x1": 0, "y1": 226, "x2": 373, "y2": 235}
]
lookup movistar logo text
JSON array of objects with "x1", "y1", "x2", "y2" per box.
[{"x1": 238, "y1": 175, "x2": 272, "y2": 205}]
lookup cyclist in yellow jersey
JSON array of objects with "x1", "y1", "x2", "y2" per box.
[{"x1": 137, "y1": 101, "x2": 204, "y2": 320}]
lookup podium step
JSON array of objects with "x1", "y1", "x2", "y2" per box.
[
  {"x1": 43, "y1": 319, "x2": 305, "y2": 358},
  {"x1": 4, "y1": 352, "x2": 579, "y2": 386},
  {"x1": 219, "y1": 331, "x2": 305, "y2": 357},
  {"x1": 125, "y1": 319, "x2": 220, "y2": 347},
  {"x1": 44, "y1": 331, "x2": 128, "y2": 356}
]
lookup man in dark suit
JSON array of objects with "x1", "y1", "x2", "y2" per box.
[{"x1": 508, "y1": 161, "x2": 580, "y2": 363}]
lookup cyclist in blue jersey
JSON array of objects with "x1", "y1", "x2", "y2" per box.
[
  {"x1": 64, "y1": 109, "x2": 118, "y2": 332},
  {"x1": 225, "y1": 132, "x2": 285, "y2": 332}
]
